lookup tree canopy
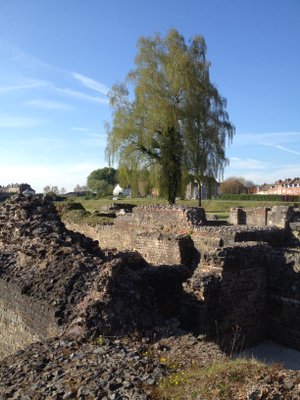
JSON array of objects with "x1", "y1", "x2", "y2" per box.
[
  {"x1": 106, "y1": 29, "x2": 235, "y2": 204},
  {"x1": 87, "y1": 167, "x2": 117, "y2": 196},
  {"x1": 219, "y1": 177, "x2": 248, "y2": 195}
]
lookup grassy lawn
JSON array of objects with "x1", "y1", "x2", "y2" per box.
[{"x1": 68, "y1": 197, "x2": 297, "y2": 221}]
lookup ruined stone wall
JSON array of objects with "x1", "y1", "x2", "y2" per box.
[
  {"x1": 127, "y1": 205, "x2": 206, "y2": 231},
  {"x1": 185, "y1": 243, "x2": 269, "y2": 350},
  {"x1": 267, "y1": 248, "x2": 300, "y2": 350},
  {"x1": 228, "y1": 208, "x2": 246, "y2": 225},
  {"x1": 191, "y1": 225, "x2": 287, "y2": 252},
  {"x1": 244, "y1": 207, "x2": 269, "y2": 225},
  {"x1": 229, "y1": 205, "x2": 298, "y2": 228},
  {"x1": 268, "y1": 205, "x2": 295, "y2": 228},
  {"x1": 186, "y1": 238, "x2": 300, "y2": 351},
  {"x1": 233, "y1": 228, "x2": 287, "y2": 246},
  {"x1": 65, "y1": 204, "x2": 300, "y2": 351},
  {"x1": 0, "y1": 196, "x2": 192, "y2": 359},
  {"x1": 133, "y1": 232, "x2": 195, "y2": 266},
  {"x1": 65, "y1": 222, "x2": 134, "y2": 251},
  {"x1": 65, "y1": 222, "x2": 195, "y2": 266},
  {"x1": 1, "y1": 196, "x2": 300, "y2": 360},
  {"x1": 0, "y1": 280, "x2": 58, "y2": 359},
  {"x1": 66, "y1": 214, "x2": 288, "y2": 267},
  {"x1": 65, "y1": 205, "x2": 206, "y2": 266},
  {"x1": 228, "y1": 207, "x2": 269, "y2": 226}
]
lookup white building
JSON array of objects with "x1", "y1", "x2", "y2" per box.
[{"x1": 113, "y1": 184, "x2": 131, "y2": 197}]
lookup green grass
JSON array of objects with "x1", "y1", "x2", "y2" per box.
[
  {"x1": 77, "y1": 197, "x2": 168, "y2": 212},
  {"x1": 60, "y1": 210, "x2": 114, "y2": 226},
  {"x1": 153, "y1": 358, "x2": 278, "y2": 400},
  {"x1": 68, "y1": 197, "x2": 296, "y2": 215},
  {"x1": 55, "y1": 201, "x2": 115, "y2": 226},
  {"x1": 58, "y1": 197, "x2": 299, "y2": 225}
]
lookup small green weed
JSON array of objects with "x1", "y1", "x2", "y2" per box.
[
  {"x1": 94, "y1": 335, "x2": 105, "y2": 346},
  {"x1": 155, "y1": 358, "x2": 270, "y2": 400}
]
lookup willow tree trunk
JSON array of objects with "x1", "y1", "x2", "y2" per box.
[{"x1": 197, "y1": 181, "x2": 202, "y2": 207}]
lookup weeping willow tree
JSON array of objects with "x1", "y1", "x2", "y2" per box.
[
  {"x1": 106, "y1": 29, "x2": 234, "y2": 204},
  {"x1": 182, "y1": 35, "x2": 235, "y2": 205},
  {"x1": 117, "y1": 162, "x2": 155, "y2": 197}
]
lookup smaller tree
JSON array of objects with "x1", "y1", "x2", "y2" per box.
[
  {"x1": 219, "y1": 177, "x2": 247, "y2": 194},
  {"x1": 87, "y1": 167, "x2": 117, "y2": 196},
  {"x1": 238, "y1": 177, "x2": 256, "y2": 194},
  {"x1": 43, "y1": 185, "x2": 51, "y2": 194},
  {"x1": 43, "y1": 185, "x2": 59, "y2": 194},
  {"x1": 73, "y1": 184, "x2": 87, "y2": 192}
]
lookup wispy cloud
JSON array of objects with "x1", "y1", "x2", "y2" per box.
[
  {"x1": 0, "y1": 78, "x2": 109, "y2": 105},
  {"x1": 228, "y1": 157, "x2": 270, "y2": 170},
  {"x1": 263, "y1": 144, "x2": 300, "y2": 157},
  {"x1": 0, "y1": 38, "x2": 51, "y2": 72},
  {"x1": 0, "y1": 79, "x2": 49, "y2": 93},
  {"x1": 25, "y1": 99, "x2": 72, "y2": 110},
  {"x1": 258, "y1": 131, "x2": 300, "y2": 141},
  {"x1": 53, "y1": 86, "x2": 109, "y2": 105},
  {"x1": 249, "y1": 164, "x2": 300, "y2": 184},
  {"x1": 0, "y1": 117, "x2": 42, "y2": 128},
  {"x1": 233, "y1": 131, "x2": 300, "y2": 147},
  {"x1": 70, "y1": 127, "x2": 89, "y2": 132},
  {"x1": 72, "y1": 72, "x2": 109, "y2": 94},
  {"x1": 225, "y1": 155, "x2": 300, "y2": 184},
  {"x1": 0, "y1": 39, "x2": 109, "y2": 105},
  {"x1": 275, "y1": 163, "x2": 300, "y2": 176}
]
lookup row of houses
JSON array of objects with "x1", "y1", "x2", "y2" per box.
[
  {"x1": 0, "y1": 184, "x2": 36, "y2": 196},
  {"x1": 257, "y1": 178, "x2": 300, "y2": 196},
  {"x1": 2, "y1": 178, "x2": 299, "y2": 200},
  {"x1": 114, "y1": 178, "x2": 300, "y2": 200}
]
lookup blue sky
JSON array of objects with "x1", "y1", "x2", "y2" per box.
[{"x1": 0, "y1": 0, "x2": 299, "y2": 192}]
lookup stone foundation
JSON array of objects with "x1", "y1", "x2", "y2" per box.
[
  {"x1": 229, "y1": 205, "x2": 299, "y2": 228},
  {"x1": 1, "y1": 196, "x2": 300, "y2": 360}
]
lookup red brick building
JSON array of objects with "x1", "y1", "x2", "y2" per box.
[{"x1": 258, "y1": 178, "x2": 300, "y2": 195}]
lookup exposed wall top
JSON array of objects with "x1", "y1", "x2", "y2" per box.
[{"x1": 115, "y1": 204, "x2": 207, "y2": 231}]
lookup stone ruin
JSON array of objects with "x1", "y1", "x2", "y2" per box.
[
  {"x1": 0, "y1": 195, "x2": 300, "y2": 363},
  {"x1": 228, "y1": 205, "x2": 300, "y2": 228},
  {"x1": 0, "y1": 196, "x2": 190, "y2": 359},
  {"x1": 65, "y1": 201, "x2": 300, "y2": 351}
]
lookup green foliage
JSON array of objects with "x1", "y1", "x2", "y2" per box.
[
  {"x1": 94, "y1": 335, "x2": 105, "y2": 346},
  {"x1": 117, "y1": 163, "x2": 154, "y2": 197},
  {"x1": 219, "y1": 193, "x2": 300, "y2": 201},
  {"x1": 60, "y1": 209, "x2": 114, "y2": 226},
  {"x1": 106, "y1": 29, "x2": 234, "y2": 204},
  {"x1": 56, "y1": 201, "x2": 114, "y2": 226},
  {"x1": 155, "y1": 358, "x2": 273, "y2": 400},
  {"x1": 87, "y1": 167, "x2": 117, "y2": 196},
  {"x1": 55, "y1": 201, "x2": 87, "y2": 216}
]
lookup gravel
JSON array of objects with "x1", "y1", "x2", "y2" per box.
[
  {"x1": 0, "y1": 334, "x2": 225, "y2": 400},
  {"x1": 241, "y1": 341, "x2": 300, "y2": 371}
]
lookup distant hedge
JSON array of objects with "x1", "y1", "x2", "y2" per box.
[{"x1": 219, "y1": 194, "x2": 300, "y2": 202}]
